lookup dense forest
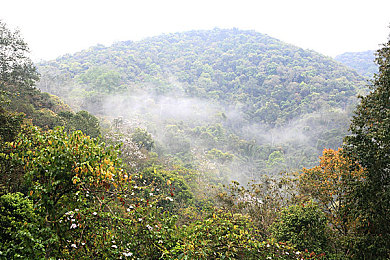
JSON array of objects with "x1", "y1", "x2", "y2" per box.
[
  {"x1": 335, "y1": 50, "x2": 378, "y2": 78},
  {"x1": 37, "y1": 28, "x2": 368, "y2": 183},
  {"x1": 1, "y1": 20, "x2": 389, "y2": 259}
]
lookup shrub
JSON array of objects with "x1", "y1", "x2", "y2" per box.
[
  {"x1": 271, "y1": 202, "x2": 330, "y2": 256},
  {"x1": 0, "y1": 192, "x2": 46, "y2": 259}
]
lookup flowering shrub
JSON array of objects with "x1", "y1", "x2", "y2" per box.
[{"x1": 165, "y1": 210, "x2": 309, "y2": 259}]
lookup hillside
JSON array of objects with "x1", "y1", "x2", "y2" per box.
[
  {"x1": 0, "y1": 21, "x2": 101, "y2": 140},
  {"x1": 2, "y1": 20, "x2": 389, "y2": 259},
  {"x1": 36, "y1": 28, "x2": 368, "y2": 181},
  {"x1": 335, "y1": 50, "x2": 378, "y2": 78},
  {"x1": 38, "y1": 29, "x2": 366, "y2": 122}
]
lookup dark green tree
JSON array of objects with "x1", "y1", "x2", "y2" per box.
[
  {"x1": 270, "y1": 202, "x2": 330, "y2": 255},
  {"x1": 131, "y1": 128, "x2": 154, "y2": 151},
  {"x1": 0, "y1": 110, "x2": 24, "y2": 142},
  {"x1": 343, "y1": 36, "x2": 390, "y2": 259},
  {"x1": 0, "y1": 20, "x2": 40, "y2": 141},
  {"x1": 58, "y1": 110, "x2": 101, "y2": 138},
  {"x1": 0, "y1": 20, "x2": 39, "y2": 90},
  {"x1": 0, "y1": 193, "x2": 46, "y2": 259}
]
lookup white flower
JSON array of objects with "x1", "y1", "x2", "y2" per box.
[
  {"x1": 71, "y1": 244, "x2": 77, "y2": 248},
  {"x1": 123, "y1": 252, "x2": 133, "y2": 257},
  {"x1": 166, "y1": 197, "x2": 174, "y2": 202},
  {"x1": 71, "y1": 219, "x2": 76, "y2": 222},
  {"x1": 267, "y1": 257, "x2": 272, "y2": 260},
  {"x1": 266, "y1": 244, "x2": 270, "y2": 248},
  {"x1": 126, "y1": 208, "x2": 130, "y2": 212},
  {"x1": 70, "y1": 223, "x2": 77, "y2": 229},
  {"x1": 75, "y1": 209, "x2": 79, "y2": 212},
  {"x1": 149, "y1": 193, "x2": 153, "y2": 196},
  {"x1": 93, "y1": 212, "x2": 97, "y2": 216},
  {"x1": 112, "y1": 245, "x2": 118, "y2": 249},
  {"x1": 146, "y1": 224, "x2": 153, "y2": 231},
  {"x1": 138, "y1": 218, "x2": 143, "y2": 222},
  {"x1": 81, "y1": 242, "x2": 85, "y2": 246}
]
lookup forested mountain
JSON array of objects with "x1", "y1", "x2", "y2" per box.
[
  {"x1": 39, "y1": 28, "x2": 366, "y2": 123},
  {"x1": 335, "y1": 50, "x2": 378, "y2": 78},
  {"x1": 2, "y1": 20, "x2": 389, "y2": 259},
  {"x1": 37, "y1": 28, "x2": 367, "y2": 181}
]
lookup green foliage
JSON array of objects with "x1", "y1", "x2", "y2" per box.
[
  {"x1": 335, "y1": 50, "x2": 378, "y2": 78},
  {"x1": 0, "y1": 20, "x2": 68, "y2": 132},
  {"x1": 0, "y1": 110, "x2": 24, "y2": 142},
  {"x1": 58, "y1": 110, "x2": 101, "y2": 138},
  {"x1": 343, "y1": 38, "x2": 390, "y2": 259},
  {"x1": 271, "y1": 202, "x2": 330, "y2": 255},
  {"x1": 7, "y1": 126, "x2": 122, "y2": 221},
  {"x1": 207, "y1": 148, "x2": 234, "y2": 163},
  {"x1": 36, "y1": 28, "x2": 366, "y2": 180},
  {"x1": 1, "y1": 71, "x2": 73, "y2": 131},
  {"x1": 37, "y1": 29, "x2": 366, "y2": 125},
  {"x1": 166, "y1": 210, "x2": 310, "y2": 259},
  {"x1": 78, "y1": 66, "x2": 123, "y2": 93},
  {"x1": 0, "y1": 192, "x2": 46, "y2": 259},
  {"x1": 0, "y1": 20, "x2": 39, "y2": 90},
  {"x1": 267, "y1": 150, "x2": 286, "y2": 168},
  {"x1": 53, "y1": 201, "x2": 178, "y2": 259},
  {"x1": 131, "y1": 127, "x2": 154, "y2": 151},
  {"x1": 140, "y1": 167, "x2": 194, "y2": 213},
  {"x1": 216, "y1": 175, "x2": 299, "y2": 238},
  {"x1": 0, "y1": 124, "x2": 179, "y2": 258},
  {"x1": 2, "y1": 18, "x2": 386, "y2": 259}
]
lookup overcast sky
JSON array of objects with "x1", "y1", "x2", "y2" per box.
[{"x1": 1, "y1": 0, "x2": 390, "y2": 61}]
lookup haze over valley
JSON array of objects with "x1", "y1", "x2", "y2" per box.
[
  {"x1": 1, "y1": 2, "x2": 389, "y2": 257},
  {"x1": 36, "y1": 28, "x2": 369, "y2": 183}
]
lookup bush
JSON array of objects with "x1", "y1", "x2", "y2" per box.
[
  {"x1": 166, "y1": 210, "x2": 305, "y2": 259},
  {"x1": 0, "y1": 192, "x2": 46, "y2": 259},
  {"x1": 271, "y1": 202, "x2": 330, "y2": 256}
]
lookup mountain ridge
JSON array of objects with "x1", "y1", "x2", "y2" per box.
[
  {"x1": 38, "y1": 28, "x2": 366, "y2": 124},
  {"x1": 36, "y1": 28, "x2": 369, "y2": 179},
  {"x1": 335, "y1": 50, "x2": 378, "y2": 78}
]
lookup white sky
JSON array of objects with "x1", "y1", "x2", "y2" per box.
[{"x1": 1, "y1": 0, "x2": 389, "y2": 61}]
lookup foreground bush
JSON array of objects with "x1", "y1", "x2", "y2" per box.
[{"x1": 0, "y1": 193, "x2": 46, "y2": 259}]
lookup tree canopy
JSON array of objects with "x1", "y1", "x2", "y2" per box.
[
  {"x1": 1, "y1": 19, "x2": 389, "y2": 259},
  {"x1": 343, "y1": 37, "x2": 390, "y2": 259},
  {"x1": 335, "y1": 50, "x2": 378, "y2": 78}
]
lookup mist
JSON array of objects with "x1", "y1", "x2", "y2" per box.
[{"x1": 89, "y1": 89, "x2": 351, "y2": 184}]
